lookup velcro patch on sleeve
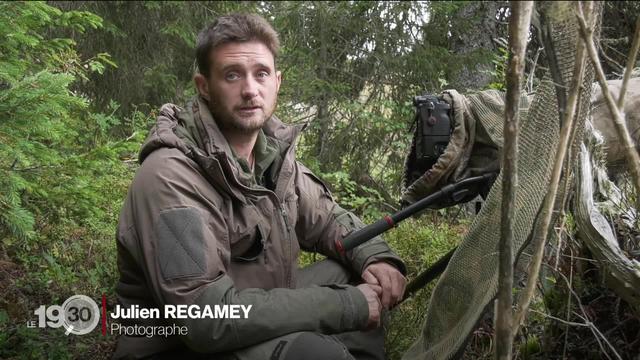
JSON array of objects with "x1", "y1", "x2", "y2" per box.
[{"x1": 156, "y1": 207, "x2": 206, "y2": 280}]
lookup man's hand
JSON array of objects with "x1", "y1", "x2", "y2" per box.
[
  {"x1": 356, "y1": 283, "x2": 382, "y2": 330},
  {"x1": 361, "y1": 261, "x2": 406, "y2": 309}
]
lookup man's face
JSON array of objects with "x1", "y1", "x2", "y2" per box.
[{"x1": 196, "y1": 41, "x2": 281, "y2": 134}]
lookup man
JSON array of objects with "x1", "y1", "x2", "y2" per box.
[{"x1": 114, "y1": 13, "x2": 406, "y2": 360}]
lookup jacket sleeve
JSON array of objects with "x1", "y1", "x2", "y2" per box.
[
  {"x1": 119, "y1": 149, "x2": 369, "y2": 353},
  {"x1": 294, "y1": 163, "x2": 407, "y2": 275}
]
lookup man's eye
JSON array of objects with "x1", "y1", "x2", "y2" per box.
[
  {"x1": 257, "y1": 71, "x2": 269, "y2": 78},
  {"x1": 225, "y1": 73, "x2": 240, "y2": 81}
]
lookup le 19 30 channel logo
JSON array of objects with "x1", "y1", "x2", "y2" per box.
[{"x1": 29, "y1": 295, "x2": 102, "y2": 335}]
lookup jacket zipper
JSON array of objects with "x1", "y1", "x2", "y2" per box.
[{"x1": 279, "y1": 202, "x2": 293, "y2": 288}]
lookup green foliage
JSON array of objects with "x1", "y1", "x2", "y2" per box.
[
  {"x1": 487, "y1": 42, "x2": 509, "y2": 91},
  {"x1": 0, "y1": 3, "x2": 96, "y2": 81},
  {"x1": 1, "y1": 2, "x2": 92, "y2": 240},
  {"x1": 518, "y1": 335, "x2": 542, "y2": 358},
  {"x1": 0, "y1": 0, "x2": 135, "y2": 245},
  {"x1": 320, "y1": 170, "x2": 386, "y2": 219},
  {"x1": 0, "y1": 3, "x2": 146, "y2": 357}
]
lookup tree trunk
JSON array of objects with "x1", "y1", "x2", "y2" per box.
[{"x1": 449, "y1": 1, "x2": 503, "y2": 91}]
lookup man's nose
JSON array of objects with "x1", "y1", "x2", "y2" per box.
[{"x1": 241, "y1": 76, "x2": 259, "y2": 100}]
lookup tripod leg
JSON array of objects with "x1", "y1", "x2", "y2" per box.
[{"x1": 401, "y1": 247, "x2": 457, "y2": 303}]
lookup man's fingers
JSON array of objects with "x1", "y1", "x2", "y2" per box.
[
  {"x1": 383, "y1": 272, "x2": 394, "y2": 308},
  {"x1": 371, "y1": 267, "x2": 392, "y2": 308},
  {"x1": 390, "y1": 273, "x2": 402, "y2": 304},
  {"x1": 362, "y1": 262, "x2": 409, "y2": 309},
  {"x1": 390, "y1": 272, "x2": 407, "y2": 307},
  {"x1": 362, "y1": 270, "x2": 380, "y2": 286}
]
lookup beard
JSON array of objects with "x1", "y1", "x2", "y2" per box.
[{"x1": 208, "y1": 98, "x2": 275, "y2": 135}]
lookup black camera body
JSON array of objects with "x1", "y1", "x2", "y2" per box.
[
  {"x1": 404, "y1": 93, "x2": 496, "y2": 209},
  {"x1": 413, "y1": 94, "x2": 452, "y2": 172}
]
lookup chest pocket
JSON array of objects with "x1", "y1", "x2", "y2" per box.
[
  {"x1": 229, "y1": 206, "x2": 270, "y2": 262},
  {"x1": 231, "y1": 224, "x2": 266, "y2": 262}
]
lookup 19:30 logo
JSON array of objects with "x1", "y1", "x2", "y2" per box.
[{"x1": 33, "y1": 295, "x2": 100, "y2": 335}]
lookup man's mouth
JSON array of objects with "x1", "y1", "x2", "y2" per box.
[
  {"x1": 237, "y1": 105, "x2": 262, "y2": 115},
  {"x1": 238, "y1": 103, "x2": 262, "y2": 110}
]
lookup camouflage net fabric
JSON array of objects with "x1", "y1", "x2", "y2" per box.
[{"x1": 402, "y1": 3, "x2": 599, "y2": 359}]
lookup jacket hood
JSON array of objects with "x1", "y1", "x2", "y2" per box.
[{"x1": 139, "y1": 96, "x2": 301, "y2": 164}]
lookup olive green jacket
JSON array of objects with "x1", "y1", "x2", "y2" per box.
[{"x1": 114, "y1": 96, "x2": 405, "y2": 358}]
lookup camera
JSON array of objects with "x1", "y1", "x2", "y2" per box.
[{"x1": 413, "y1": 94, "x2": 452, "y2": 171}]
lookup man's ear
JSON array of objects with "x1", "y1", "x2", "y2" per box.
[
  {"x1": 276, "y1": 70, "x2": 282, "y2": 93},
  {"x1": 193, "y1": 73, "x2": 210, "y2": 101}
]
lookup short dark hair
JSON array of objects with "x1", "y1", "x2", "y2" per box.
[{"x1": 196, "y1": 13, "x2": 280, "y2": 77}]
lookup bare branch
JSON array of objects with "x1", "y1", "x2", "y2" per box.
[
  {"x1": 496, "y1": 2, "x2": 533, "y2": 359},
  {"x1": 526, "y1": 47, "x2": 544, "y2": 93},
  {"x1": 618, "y1": 17, "x2": 640, "y2": 109},
  {"x1": 600, "y1": 46, "x2": 626, "y2": 73},
  {"x1": 529, "y1": 309, "x2": 589, "y2": 328}
]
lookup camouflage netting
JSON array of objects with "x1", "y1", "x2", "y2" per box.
[{"x1": 401, "y1": 2, "x2": 600, "y2": 359}]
